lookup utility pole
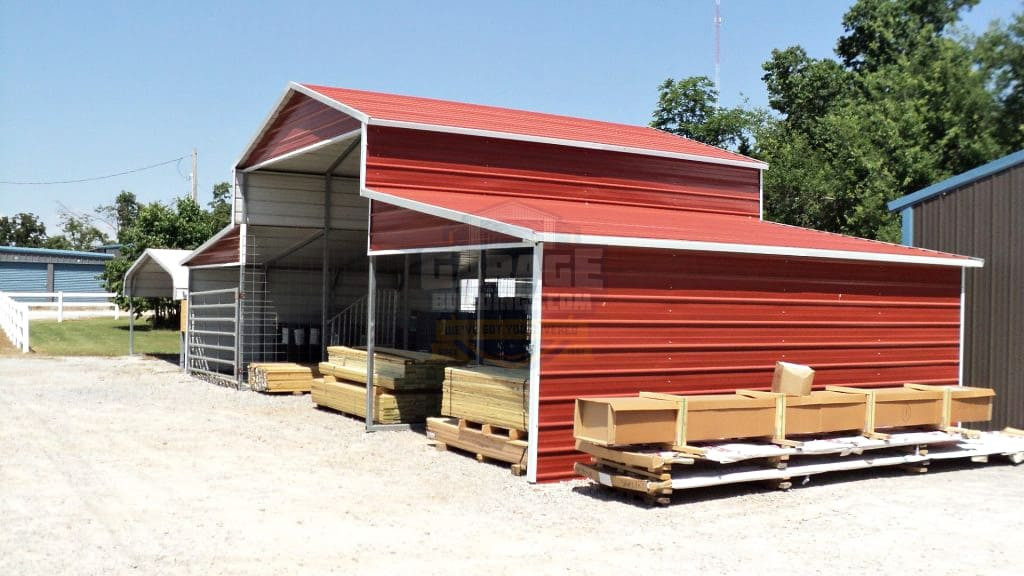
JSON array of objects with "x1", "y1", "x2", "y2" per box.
[
  {"x1": 190, "y1": 148, "x2": 198, "y2": 202},
  {"x1": 713, "y1": 0, "x2": 722, "y2": 93}
]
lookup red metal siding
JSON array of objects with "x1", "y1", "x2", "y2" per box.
[
  {"x1": 535, "y1": 245, "x2": 962, "y2": 482},
  {"x1": 366, "y1": 125, "x2": 761, "y2": 217},
  {"x1": 369, "y1": 201, "x2": 521, "y2": 251},
  {"x1": 304, "y1": 84, "x2": 763, "y2": 166},
  {"x1": 184, "y1": 226, "x2": 240, "y2": 267},
  {"x1": 240, "y1": 92, "x2": 361, "y2": 169}
]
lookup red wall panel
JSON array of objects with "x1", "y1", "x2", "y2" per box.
[
  {"x1": 535, "y1": 245, "x2": 962, "y2": 482},
  {"x1": 184, "y1": 226, "x2": 240, "y2": 267},
  {"x1": 240, "y1": 92, "x2": 361, "y2": 169},
  {"x1": 365, "y1": 126, "x2": 760, "y2": 217},
  {"x1": 369, "y1": 201, "x2": 521, "y2": 251}
]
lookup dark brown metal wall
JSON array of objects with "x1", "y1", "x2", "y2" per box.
[{"x1": 913, "y1": 164, "x2": 1024, "y2": 429}]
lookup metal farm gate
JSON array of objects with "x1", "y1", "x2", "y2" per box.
[{"x1": 186, "y1": 288, "x2": 240, "y2": 386}]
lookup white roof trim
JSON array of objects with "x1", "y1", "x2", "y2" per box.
[
  {"x1": 235, "y1": 84, "x2": 298, "y2": 169},
  {"x1": 181, "y1": 224, "x2": 240, "y2": 266},
  {"x1": 186, "y1": 262, "x2": 243, "y2": 270},
  {"x1": 291, "y1": 83, "x2": 370, "y2": 123},
  {"x1": 361, "y1": 187, "x2": 535, "y2": 241},
  {"x1": 537, "y1": 232, "x2": 984, "y2": 268},
  {"x1": 367, "y1": 118, "x2": 768, "y2": 171},
  {"x1": 240, "y1": 128, "x2": 362, "y2": 173}
]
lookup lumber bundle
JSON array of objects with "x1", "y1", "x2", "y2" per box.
[
  {"x1": 575, "y1": 385, "x2": 995, "y2": 448},
  {"x1": 248, "y1": 363, "x2": 314, "y2": 393},
  {"x1": 426, "y1": 416, "x2": 528, "y2": 475},
  {"x1": 320, "y1": 346, "x2": 456, "y2": 391},
  {"x1": 311, "y1": 376, "x2": 440, "y2": 424},
  {"x1": 442, "y1": 365, "x2": 530, "y2": 432}
]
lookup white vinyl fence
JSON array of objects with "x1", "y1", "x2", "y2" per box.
[
  {"x1": 4, "y1": 291, "x2": 119, "y2": 322},
  {"x1": 0, "y1": 292, "x2": 30, "y2": 353}
]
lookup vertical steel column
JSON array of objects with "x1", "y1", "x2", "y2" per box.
[
  {"x1": 365, "y1": 255, "x2": 377, "y2": 430},
  {"x1": 128, "y1": 304, "x2": 135, "y2": 355},
  {"x1": 402, "y1": 254, "x2": 410, "y2": 349},
  {"x1": 322, "y1": 174, "x2": 332, "y2": 362},
  {"x1": 476, "y1": 250, "x2": 484, "y2": 364},
  {"x1": 234, "y1": 287, "x2": 242, "y2": 388},
  {"x1": 958, "y1": 267, "x2": 966, "y2": 386},
  {"x1": 184, "y1": 291, "x2": 192, "y2": 373},
  {"x1": 526, "y1": 242, "x2": 544, "y2": 483}
]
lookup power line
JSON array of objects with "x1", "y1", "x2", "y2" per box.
[{"x1": 0, "y1": 155, "x2": 188, "y2": 186}]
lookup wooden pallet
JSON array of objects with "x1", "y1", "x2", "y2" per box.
[
  {"x1": 575, "y1": 428, "x2": 1024, "y2": 505},
  {"x1": 426, "y1": 416, "x2": 528, "y2": 476},
  {"x1": 442, "y1": 365, "x2": 529, "y2": 431}
]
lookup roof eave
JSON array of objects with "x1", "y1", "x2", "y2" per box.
[{"x1": 889, "y1": 149, "x2": 1024, "y2": 211}]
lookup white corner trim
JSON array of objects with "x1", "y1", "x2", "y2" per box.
[
  {"x1": 361, "y1": 187, "x2": 536, "y2": 241},
  {"x1": 240, "y1": 129, "x2": 362, "y2": 173},
  {"x1": 367, "y1": 242, "x2": 532, "y2": 256},
  {"x1": 367, "y1": 118, "x2": 768, "y2": 171},
  {"x1": 234, "y1": 84, "x2": 297, "y2": 169},
  {"x1": 526, "y1": 241, "x2": 543, "y2": 483},
  {"x1": 291, "y1": 83, "x2": 370, "y2": 123}
]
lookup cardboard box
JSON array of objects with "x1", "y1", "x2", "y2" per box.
[
  {"x1": 949, "y1": 387, "x2": 995, "y2": 423},
  {"x1": 685, "y1": 394, "x2": 778, "y2": 441},
  {"x1": 574, "y1": 397, "x2": 679, "y2": 446},
  {"x1": 873, "y1": 388, "x2": 945, "y2": 428},
  {"x1": 772, "y1": 362, "x2": 815, "y2": 396},
  {"x1": 785, "y1": 391, "x2": 867, "y2": 435}
]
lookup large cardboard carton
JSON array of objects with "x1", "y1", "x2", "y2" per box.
[
  {"x1": 785, "y1": 391, "x2": 867, "y2": 435},
  {"x1": 772, "y1": 362, "x2": 815, "y2": 396},
  {"x1": 685, "y1": 394, "x2": 778, "y2": 441},
  {"x1": 949, "y1": 387, "x2": 995, "y2": 423},
  {"x1": 873, "y1": 388, "x2": 945, "y2": 428},
  {"x1": 574, "y1": 397, "x2": 679, "y2": 446}
]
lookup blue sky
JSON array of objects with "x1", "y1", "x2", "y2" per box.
[{"x1": 0, "y1": 0, "x2": 1017, "y2": 235}]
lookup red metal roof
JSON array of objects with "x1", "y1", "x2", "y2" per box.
[
  {"x1": 182, "y1": 225, "x2": 240, "y2": 267},
  {"x1": 298, "y1": 83, "x2": 764, "y2": 168},
  {"x1": 364, "y1": 187, "x2": 980, "y2": 267}
]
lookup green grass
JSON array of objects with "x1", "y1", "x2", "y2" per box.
[{"x1": 29, "y1": 317, "x2": 181, "y2": 357}]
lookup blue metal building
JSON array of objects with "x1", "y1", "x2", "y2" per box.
[{"x1": 0, "y1": 246, "x2": 113, "y2": 295}]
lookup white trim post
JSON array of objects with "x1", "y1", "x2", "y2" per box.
[
  {"x1": 365, "y1": 255, "x2": 377, "y2": 430},
  {"x1": 958, "y1": 268, "x2": 966, "y2": 386},
  {"x1": 526, "y1": 242, "x2": 544, "y2": 483},
  {"x1": 57, "y1": 291, "x2": 64, "y2": 323}
]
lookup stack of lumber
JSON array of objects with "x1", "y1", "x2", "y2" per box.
[
  {"x1": 312, "y1": 376, "x2": 440, "y2": 424},
  {"x1": 442, "y1": 364, "x2": 530, "y2": 432},
  {"x1": 248, "y1": 363, "x2": 314, "y2": 393},
  {"x1": 312, "y1": 346, "x2": 459, "y2": 424},
  {"x1": 320, "y1": 346, "x2": 454, "y2": 391}
]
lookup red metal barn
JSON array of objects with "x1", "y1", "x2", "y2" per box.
[{"x1": 184, "y1": 83, "x2": 980, "y2": 482}]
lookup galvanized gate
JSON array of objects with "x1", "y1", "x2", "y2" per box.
[{"x1": 186, "y1": 287, "x2": 241, "y2": 385}]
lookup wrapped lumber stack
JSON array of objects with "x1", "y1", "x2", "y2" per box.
[
  {"x1": 248, "y1": 363, "x2": 314, "y2": 393},
  {"x1": 441, "y1": 364, "x2": 530, "y2": 432},
  {"x1": 313, "y1": 346, "x2": 459, "y2": 424}
]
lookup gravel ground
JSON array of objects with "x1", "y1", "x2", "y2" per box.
[{"x1": 1, "y1": 355, "x2": 1022, "y2": 576}]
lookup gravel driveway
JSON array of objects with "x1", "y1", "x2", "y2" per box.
[{"x1": 1, "y1": 355, "x2": 1022, "y2": 575}]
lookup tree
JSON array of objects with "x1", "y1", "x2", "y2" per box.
[
  {"x1": 208, "y1": 182, "x2": 232, "y2": 230},
  {"x1": 977, "y1": 12, "x2": 1024, "y2": 149},
  {"x1": 97, "y1": 191, "x2": 141, "y2": 242},
  {"x1": 102, "y1": 185, "x2": 230, "y2": 327},
  {"x1": 755, "y1": 0, "x2": 1006, "y2": 242},
  {"x1": 0, "y1": 213, "x2": 49, "y2": 247},
  {"x1": 45, "y1": 211, "x2": 110, "y2": 251},
  {"x1": 651, "y1": 77, "x2": 765, "y2": 156}
]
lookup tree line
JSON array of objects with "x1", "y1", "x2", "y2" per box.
[{"x1": 652, "y1": 0, "x2": 1023, "y2": 242}]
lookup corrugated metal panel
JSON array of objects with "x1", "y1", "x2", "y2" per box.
[
  {"x1": 366, "y1": 126, "x2": 761, "y2": 217},
  {"x1": 185, "y1": 226, "x2": 241, "y2": 267},
  {"x1": 370, "y1": 201, "x2": 521, "y2": 251},
  {"x1": 0, "y1": 261, "x2": 47, "y2": 292},
  {"x1": 913, "y1": 161, "x2": 1024, "y2": 429},
  {"x1": 243, "y1": 172, "x2": 367, "y2": 229},
  {"x1": 535, "y1": 245, "x2": 961, "y2": 482},
  {"x1": 54, "y1": 264, "x2": 106, "y2": 294},
  {"x1": 303, "y1": 84, "x2": 763, "y2": 167},
  {"x1": 239, "y1": 92, "x2": 361, "y2": 169},
  {"x1": 364, "y1": 171, "x2": 973, "y2": 265}
]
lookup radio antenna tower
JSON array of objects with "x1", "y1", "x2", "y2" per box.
[{"x1": 714, "y1": 0, "x2": 722, "y2": 93}]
